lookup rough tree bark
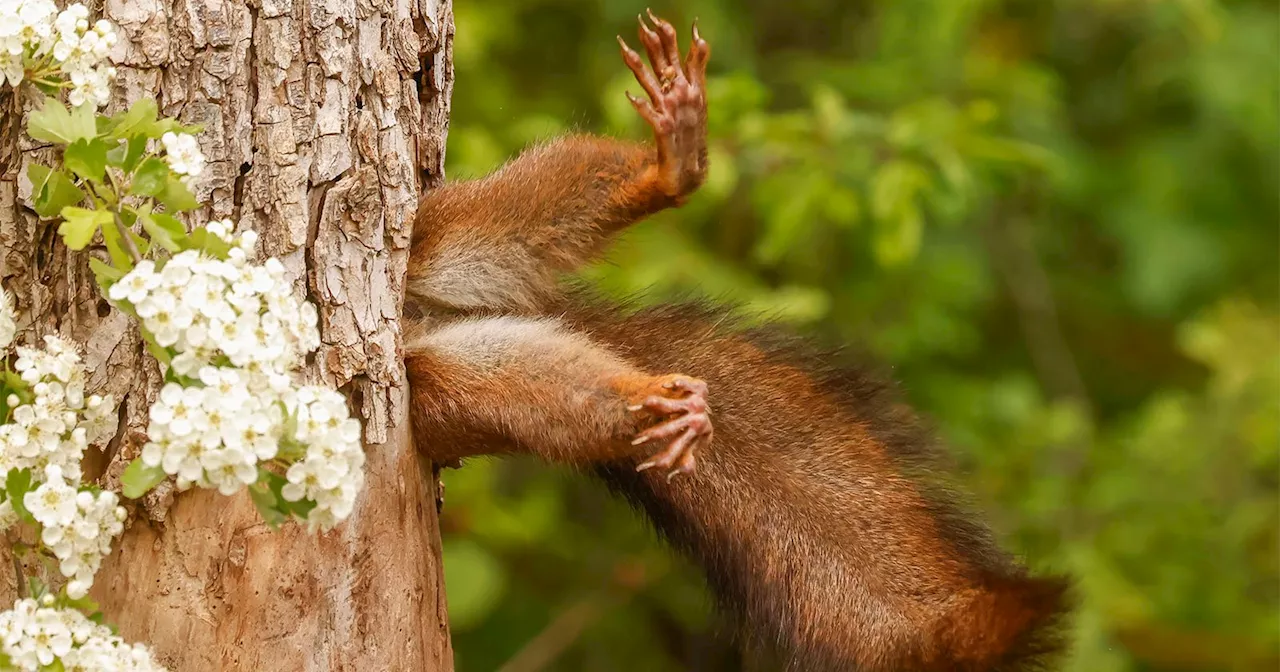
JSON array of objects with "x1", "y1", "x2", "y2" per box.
[{"x1": 0, "y1": 0, "x2": 455, "y2": 669}]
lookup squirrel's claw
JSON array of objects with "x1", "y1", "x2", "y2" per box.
[
  {"x1": 618, "y1": 11, "x2": 709, "y2": 200},
  {"x1": 630, "y1": 375, "x2": 712, "y2": 480}
]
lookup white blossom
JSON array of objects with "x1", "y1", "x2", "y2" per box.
[
  {"x1": 0, "y1": 2, "x2": 117, "y2": 107},
  {"x1": 0, "y1": 600, "x2": 166, "y2": 671},
  {"x1": 1, "y1": 337, "x2": 116, "y2": 484},
  {"x1": 25, "y1": 465, "x2": 77, "y2": 528},
  {"x1": 279, "y1": 386, "x2": 364, "y2": 532},
  {"x1": 0, "y1": 0, "x2": 55, "y2": 87},
  {"x1": 159, "y1": 132, "x2": 205, "y2": 178},
  {"x1": 16, "y1": 465, "x2": 125, "y2": 596},
  {"x1": 111, "y1": 248, "x2": 320, "y2": 376},
  {"x1": 107, "y1": 227, "x2": 362, "y2": 529}
]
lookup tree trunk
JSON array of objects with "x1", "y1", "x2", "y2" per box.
[{"x1": 0, "y1": 0, "x2": 455, "y2": 669}]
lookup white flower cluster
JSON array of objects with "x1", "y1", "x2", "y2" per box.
[
  {"x1": 115, "y1": 223, "x2": 362, "y2": 531},
  {"x1": 281, "y1": 386, "x2": 365, "y2": 531},
  {"x1": 25, "y1": 465, "x2": 126, "y2": 599},
  {"x1": 0, "y1": 598, "x2": 165, "y2": 671},
  {"x1": 0, "y1": 288, "x2": 14, "y2": 351},
  {"x1": 1, "y1": 336, "x2": 118, "y2": 483},
  {"x1": 107, "y1": 228, "x2": 315, "y2": 379},
  {"x1": 0, "y1": 336, "x2": 122, "y2": 597},
  {"x1": 140, "y1": 370, "x2": 283, "y2": 495},
  {"x1": 159, "y1": 132, "x2": 205, "y2": 180},
  {"x1": 0, "y1": 1, "x2": 117, "y2": 107}
]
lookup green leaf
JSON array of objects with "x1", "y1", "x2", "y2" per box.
[
  {"x1": 39, "y1": 657, "x2": 65, "y2": 672},
  {"x1": 27, "y1": 165, "x2": 86, "y2": 218},
  {"x1": 5, "y1": 468, "x2": 34, "y2": 523},
  {"x1": 103, "y1": 98, "x2": 159, "y2": 140},
  {"x1": 99, "y1": 218, "x2": 133, "y2": 270},
  {"x1": 157, "y1": 176, "x2": 199, "y2": 212},
  {"x1": 259, "y1": 469, "x2": 317, "y2": 520},
  {"x1": 871, "y1": 159, "x2": 930, "y2": 223},
  {"x1": 873, "y1": 205, "x2": 923, "y2": 267},
  {"x1": 131, "y1": 158, "x2": 169, "y2": 197},
  {"x1": 2, "y1": 371, "x2": 32, "y2": 408},
  {"x1": 248, "y1": 480, "x2": 286, "y2": 528},
  {"x1": 57, "y1": 590, "x2": 101, "y2": 615},
  {"x1": 187, "y1": 226, "x2": 232, "y2": 259},
  {"x1": 106, "y1": 135, "x2": 148, "y2": 172},
  {"x1": 26, "y1": 163, "x2": 50, "y2": 196},
  {"x1": 64, "y1": 138, "x2": 109, "y2": 183},
  {"x1": 26, "y1": 98, "x2": 98, "y2": 145},
  {"x1": 138, "y1": 211, "x2": 187, "y2": 252},
  {"x1": 56, "y1": 207, "x2": 112, "y2": 250},
  {"x1": 90, "y1": 257, "x2": 126, "y2": 288},
  {"x1": 27, "y1": 577, "x2": 46, "y2": 601},
  {"x1": 121, "y1": 458, "x2": 166, "y2": 499}
]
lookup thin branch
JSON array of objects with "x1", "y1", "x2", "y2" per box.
[
  {"x1": 114, "y1": 213, "x2": 142, "y2": 263},
  {"x1": 496, "y1": 596, "x2": 604, "y2": 672},
  {"x1": 497, "y1": 563, "x2": 657, "y2": 672},
  {"x1": 984, "y1": 211, "x2": 1091, "y2": 411}
]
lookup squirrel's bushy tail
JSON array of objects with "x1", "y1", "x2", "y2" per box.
[
  {"x1": 933, "y1": 572, "x2": 1071, "y2": 671},
  {"x1": 573, "y1": 300, "x2": 1073, "y2": 672}
]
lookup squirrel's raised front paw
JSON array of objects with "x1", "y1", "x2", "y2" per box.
[
  {"x1": 628, "y1": 375, "x2": 712, "y2": 481},
  {"x1": 616, "y1": 11, "x2": 710, "y2": 200}
]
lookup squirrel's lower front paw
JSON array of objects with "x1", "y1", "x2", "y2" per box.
[{"x1": 627, "y1": 375, "x2": 712, "y2": 481}]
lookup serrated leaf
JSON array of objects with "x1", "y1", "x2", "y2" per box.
[
  {"x1": 157, "y1": 176, "x2": 199, "y2": 212},
  {"x1": 5, "y1": 468, "x2": 34, "y2": 523},
  {"x1": 26, "y1": 98, "x2": 98, "y2": 145},
  {"x1": 131, "y1": 158, "x2": 169, "y2": 197},
  {"x1": 56, "y1": 207, "x2": 112, "y2": 250},
  {"x1": 106, "y1": 135, "x2": 148, "y2": 172},
  {"x1": 28, "y1": 165, "x2": 86, "y2": 218},
  {"x1": 90, "y1": 257, "x2": 126, "y2": 288},
  {"x1": 64, "y1": 138, "x2": 108, "y2": 183},
  {"x1": 103, "y1": 98, "x2": 159, "y2": 140},
  {"x1": 121, "y1": 458, "x2": 166, "y2": 499},
  {"x1": 187, "y1": 227, "x2": 231, "y2": 259},
  {"x1": 138, "y1": 211, "x2": 186, "y2": 252}
]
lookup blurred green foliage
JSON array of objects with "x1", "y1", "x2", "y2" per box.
[{"x1": 437, "y1": 0, "x2": 1279, "y2": 670}]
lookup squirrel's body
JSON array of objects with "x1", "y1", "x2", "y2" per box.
[{"x1": 404, "y1": 14, "x2": 1069, "y2": 671}]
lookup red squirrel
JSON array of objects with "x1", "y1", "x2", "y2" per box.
[{"x1": 403, "y1": 12, "x2": 1071, "y2": 671}]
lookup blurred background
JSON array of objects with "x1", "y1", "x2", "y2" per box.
[{"x1": 435, "y1": 0, "x2": 1279, "y2": 670}]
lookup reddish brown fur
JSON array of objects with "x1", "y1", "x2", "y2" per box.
[{"x1": 403, "y1": 14, "x2": 1070, "y2": 671}]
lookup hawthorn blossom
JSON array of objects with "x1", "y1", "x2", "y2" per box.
[
  {"x1": 0, "y1": 599, "x2": 166, "y2": 671},
  {"x1": 279, "y1": 386, "x2": 364, "y2": 532},
  {"x1": 160, "y1": 132, "x2": 205, "y2": 178},
  {"x1": 0, "y1": 2, "x2": 117, "y2": 107},
  {"x1": 1, "y1": 336, "x2": 117, "y2": 483}
]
